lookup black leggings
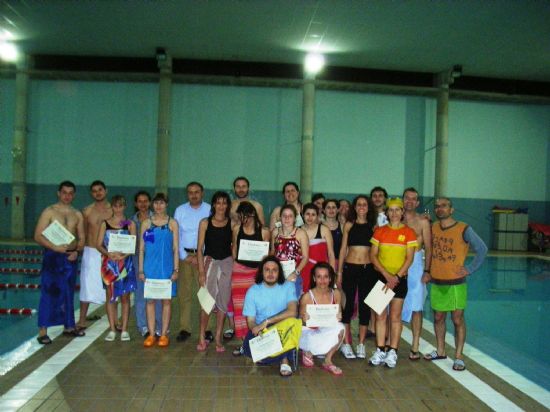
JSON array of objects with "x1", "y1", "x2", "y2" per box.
[{"x1": 341, "y1": 263, "x2": 377, "y2": 325}]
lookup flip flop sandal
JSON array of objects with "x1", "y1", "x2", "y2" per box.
[
  {"x1": 37, "y1": 335, "x2": 52, "y2": 345},
  {"x1": 423, "y1": 350, "x2": 447, "y2": 361},
  {"x1": 223, "y1": 329, "x2": 234, "y2": 340},
  {"x1": 196, "y1": 341, "x2": 209, "y2": 352},
  {"x1": 279, "y1": 363, "x2": 293, "y2": 377},
  {"x1": 63, "y1": 329, "x2": 86, "y2": 337},
  {"x1": 232, "y1": 346, "x2": 244, "y2": 356},
  {"x1": 322, "y1": 364, "x2": 343, "y2": 376},
  {"x1": 453, "y1": 359, "x2": 466, "y2": 371},
  {"x1": 302, "y1": 352, "x2": 315, "y2": 367},
  {"x1": 216, "y1": 345, "x2": 226, "y2": 353},
  {"x1": 409, "y1": 351, "x2": 421, "y2": 361}
]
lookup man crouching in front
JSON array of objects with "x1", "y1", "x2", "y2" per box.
[{"x1": 242, "y1": 256, "x2": 299, "y2": 377}]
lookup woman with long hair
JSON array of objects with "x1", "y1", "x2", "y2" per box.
[
  {"x1": 300, "y1": 203, "x2": 336, "y2": 293},
  {"x1": 337, "y1": 195, "x2": 377, "y2": 359},
  {"x1": 197, "y1": 191, "x2": 235, "y2": 352},
  {"x1": 230, "y1": 201, "x2": 270, "y2": 355}
]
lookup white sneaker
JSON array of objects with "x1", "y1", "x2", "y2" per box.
[
  {"x1": 120, "y1": 331, "x2": 130, "y2": 341},
  {"x1": 104, "y1": 331, "x2": 116, "y2": 342},
  {"x1": 356, "y1": 343, "x2": 366, "y2": 359},
  {"x1": 384, "y1": 349, "x2": 398, "y2": 368},
  {"x1": 340, "y1": 343, "x2": 356, "y2": 359},
  {"x1": 369, "y1": 348, "x2": 386, "y2": 366}
]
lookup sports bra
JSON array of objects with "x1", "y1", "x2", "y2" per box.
[{"x1": 347, "y1": 222, "x2": 373, "y2": 247}]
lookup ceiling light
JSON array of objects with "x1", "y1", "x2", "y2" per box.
[
  {"x1": 0, "y1": 41, "x2": 18, "y2": 62},
  {"x1": 0, "y1": 29, "x2": 14, "y2": 40},
  {"x1": 304, "y1": 53, "x2": 325, "y2": 76}
]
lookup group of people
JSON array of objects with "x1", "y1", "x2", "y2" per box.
[{"x1": 34, "y1": 176, "x2": 487, "y2": 377}]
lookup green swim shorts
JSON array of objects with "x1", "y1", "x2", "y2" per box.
[{"x1": 430, "y1": 283, "x2": 467, "y2": 312}]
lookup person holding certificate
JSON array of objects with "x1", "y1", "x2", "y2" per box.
[
  {"x1": 139, "y1": 193, "x2": 179, "y2": 348},
  {"x1": 299, "y1": 262, "x2": 345, "y2": 375},
  {"x1": 34, "y1": 181, "x2": 86, "y2": 344},
  {"x1": 369, "y1": 197, "x2": 417, "y2": 368},
  {"x1": 196, "y1": 191, "x2": 235, "y2": 353},
  {"x1": 230, "y1": 201, "x2": 271, "y2": 355},
  {"x1": 300, "y1": 203, "x2": 336, "y2": 292},
  {"x1": 96, "y1": 195, "x2": 138, "y2": 342},
  {"x1": 271, "y1": 204, "x2": 309, "y2": 299},
  {"x1": 242, "y1": 256, "x2": 299, "y2": 377},
  {"x1": 338, "y1": 195, "x2": 378, "y2": 360}
]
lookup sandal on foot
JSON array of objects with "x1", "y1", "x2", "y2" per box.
[
  {"x1": 424, "y1": 350, "x2": 447, "y2": 361},
  {"x1": 63, "y1": 329, "x2": 86, "y2": 337},
  {"x1": 322, "y1": 363, "x2": 343, "y2": 376},
  {"x1": 302, "y1": 352, "x2": 315, "y2": 367},
  {"x1": 279, "y1": 363, "x2": 293, "y2": 377},
  {"x1": 37, "y1": 335, "x2": 52, "y2": 345},
  {"x1": 196, "y1": 340, "x2": 208, "y2": 352},
  {"x1": 232, "y1": 346, "x2": 244, "y2": 356},
  {"x1": 216, "y1": 345, "x2": 226, "y2": 353},
  {"x1": 453, "y1": 359, "x2": 466, "y2": 371},
  {"x1": 409, "y1": 350, "x2": 421, "y2": 360},
  {"x1": 223, "y1": 329, "x2": 234, "y2": 340}
]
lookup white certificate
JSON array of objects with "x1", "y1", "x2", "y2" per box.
[
  {"x1": 144, "y1": 279, "x2": 172, "y2": 299},
  {"x1": 364, "y1": 280, "x2": 395, "y2": 315},
  {"x1": 280, "y1": 260, "x2": 296, "y2": 279},
  {"x1": 42, "y1": 220, "x2": 75, "y2": 246},
  {"x1": 107, "y1": 233, "x2": 136, "y2": 254},
  {"x1": 238, "y1": 239, "x2": 269, "y2": 262},
  {"x1": 249, "y1": 328, "x2": 283, "y2": 363},
  {"x1": 197, "y1": 286, "x2": 216, "y2": 315},
  {"x1": 306, "y1": 304, "x2": 339, "y2": 327}
]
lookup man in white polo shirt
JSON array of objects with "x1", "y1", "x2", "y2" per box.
[{"x1": 174, "y1": 181, "x2": 211, "y2": 342}]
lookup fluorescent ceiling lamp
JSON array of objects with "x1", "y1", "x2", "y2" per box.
[
  {"x1": 304, "y1": 53, "x2": 325, "y2": 75},
  {"x1": 0, "y1": 41, "x2": 18, "y2": 62}
]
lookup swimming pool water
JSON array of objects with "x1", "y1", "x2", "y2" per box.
[
  {"x1": 424, "y1": 256, "x2": 550, "y2": 391},
  {"x1": 0, "y1": 246, "x2": 80, "y2": 355}
]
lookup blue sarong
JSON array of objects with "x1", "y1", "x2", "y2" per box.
[{"x1": 37, "y1": 249, "x2": 77, "y2": 329}]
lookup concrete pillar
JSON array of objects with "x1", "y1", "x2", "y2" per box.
[
  {"x1": 300, "y1": 78, "x2": 315, "y2": 202},
  {"x1": 11, "y1": 56, "x2": 30, "y2": 240},
  {"x1": 434, "y1": 79, "x2": 449, "y2": 199},
  {"x1": 155, "y1": 55, "x2": 172, "y2": 195}
]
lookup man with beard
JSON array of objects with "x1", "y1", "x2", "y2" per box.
[
  {"x1": 77, "y1": 180, "x2": 112, "y2": 329},
  {"x1": 423, "y1": 197, "x2": 487, "y2": 372},
  {"x1": 370, "y1": 186, "x2": 388, "y2": 227},
  {"x1": 230, "y1": 176, "x2": 265, "y2": 225},
  {"x1": 242, "y1": 256, "x2": 299, "y2": 377}
]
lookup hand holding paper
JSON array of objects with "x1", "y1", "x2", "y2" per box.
[{"x1": 364, "y1": 280, "x2": 395, "y2": 315}]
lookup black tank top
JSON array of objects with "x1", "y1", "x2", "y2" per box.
[
  {"x1": 348, "y1": 222, "x2": 373, "y2": 247},
  {"x1": 236, "y1": 225, "x2": 263, "y2": 268},
  {"x1": 105, "y1": 220, "x2": 130, "y2": 231},
  {"x1": 204, "y1": 218, "x2": 232, "y2": 260},
  {"x1": 331, "y1": 223, "x2": 343, "y2": 257}
]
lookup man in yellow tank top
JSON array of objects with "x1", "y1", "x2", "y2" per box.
[{"x1": 423, "y1": 197, "x2": 487, "y2": 372}]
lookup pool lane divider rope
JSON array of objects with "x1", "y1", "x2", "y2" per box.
[{"x1": 0, "y1": 249, "x2": 42, "y2": 255}]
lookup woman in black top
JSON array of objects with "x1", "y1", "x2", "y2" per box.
[
  {"x1": 197, "y1": 191, "x2": 235, "y2": 352},
  {"x1": 337, "y1": 195, "x2": 377, "y2": 359}
]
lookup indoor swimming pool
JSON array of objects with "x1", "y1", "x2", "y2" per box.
[
  {"x1": 424, "y1": 255, "x2": 550, "y2": 391},
  {"x1": 0, "y1": 245, "x2": 80, "y2": 356}
]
